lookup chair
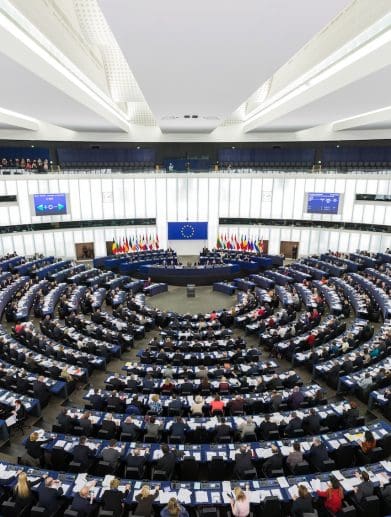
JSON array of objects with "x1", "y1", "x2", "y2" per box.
[
  {"x1": 292, "y1": 460, "x2": 311, "y2": 475},
  {"x1": 216, "y1": 435, "x2": 231, "y2": 444},
  {"x1": 152, "y1": 468, "x2": 168, "y2": 481},
  {"x1": 97, "y1": 510, "x2": 115, "y2": 517},
  {"x1": 64, "y1": 510, "x2": 80, "y2": 517},
  {"x1": 243, "y1": 467, "x2": 257, "y2": 480},
  {"x1": 31, "y1": 506, "x2": 56, "y2": 517},
  {"x1": 332, "y1": 444, "x2": 356, "y2": 469},
  {"x1": 68, "y1": 461, "x2": 84, "y2": 473},
  {"x1": 319, "y1": 459, "x2": 336, "y2": 472},
  {"x1": 357, "y1": 495, "x2": 381, "y2": 517},
  {"x1": 125, "y1": 465, "x2": 145, "y2": 480},
  {"x1": 242, "y1": 432, "x2": 257, "y2": 442},
  {"x1": 180, "y1": 456, "x2": 199, "y2": 481},
  {"x1": 208, "y1": 458, "x2": 226, "y2": 481},
  {"x1": 1, "y1": 500, "x2": 30, "y2": 517},
  {"x1": 262, "y1": 496, "x2": 282, "y2": 517},
  {"x1": 196, "y1": 508, "x2": 221, "y2": 517},
  {"x1": 169, "y1": 435, "x2": 184, "y2": 444},
  {"x1": 94, "y1": 461, "x2": 113, "y2": 476}
]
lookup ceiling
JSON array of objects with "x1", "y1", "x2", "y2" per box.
[{"x1": 0, "y1": 0, "x2": 389, "y2": 142}]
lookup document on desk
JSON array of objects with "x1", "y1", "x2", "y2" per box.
[
  {"x1": 61, "y1": 483, "x2": 72, "y2": 495},
  {"x1": 177, "y1": 488, "x2": 192, "y2": 504},
  {"x1": 381, "y1": 460, "x2": 391, "y2": 472},
  {"x1": 195, "y1": 491, "x2": 209, "y2": 503},
  {"x1": 329, "y1": 439, "x2": 341, "y2": 449},
  {"x1": 340, "y1": 477, "x2": 361, "y2": 491},
  {"x1": 159, "y1": 491, "x2": 177, "y2": 504},
  {"x1": 210, "y1": 492, "x2": 221, "y2": 504},
  {"x1": 331, "y1": 470, "x2": 345, "y2": 481},
  {"x1": 0, "y1": 471, "x2": 15, "y2": 480},
  {"x1": 310, "y1": 479, "x2": 321, "y2": 491},
  {"x1": 271, "y1": 489, "x2": 282, "y2": 499},
  {"x1": 277, "y1": 476, "x2": 289, "y2": 488},
  {"x1": 288, "y1": 485, "x2": 299, "y2": 499},
  {"x1": 248, "y1": 490, "x2": 261, "y2": 503}
]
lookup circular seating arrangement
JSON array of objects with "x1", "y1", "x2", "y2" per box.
[{"x1": 0, "y1": 250, "x2": 389, "y2": 516}]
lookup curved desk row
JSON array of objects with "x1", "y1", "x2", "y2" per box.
[{"x1": 138, "y1": 264, "x2": 241, "y2": 286}]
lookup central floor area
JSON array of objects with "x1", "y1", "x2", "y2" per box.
[{"x1": 149, "y1": 285, "x2": 236, "y2": 314}]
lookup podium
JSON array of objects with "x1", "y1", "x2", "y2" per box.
[{"x1": 187, "y1": 284, "x2": 195, "y2": 297}]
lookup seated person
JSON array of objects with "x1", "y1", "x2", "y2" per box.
[
  {"x1": 72, "y1": 435, "x2": 94, "y2": 470},
  {"x1": 101, "y1": 439, "x2": 121, "y2": 471},
  {"x1": 155, "y1": 444, "x2": 176, "y2": 479},
  {"x1": 352, "y1": 470, "x2": 374, "y2": 503},
  {"x1": 291, "y1": 484, "x2": 314, "y2": 517},
  {"x1": 238, "y1": 416, "x2": 256, "y2": 439},
  {"x1": 284, "y1": 412, "x2": 303, "y2": 436},
  {"x1": 101, "y1": 478, "x2": 131, "y2": 517},
  {"x1": 317, "y1": 475, "x2": 344, "y2": 514},
  {"x1": 38, "y1": 476, "x2": 64, "y2": 513},
  {"x1": 307, "y1": 438, "x2": 329, "y2": 471},
  {"x1": 262, "y1": 445, "x2": 283, "y2": 476},
  {"x1": 209, "y1": 395, "x2": 225, "y2": 415},
  {"x1": 71, "y1": 483, "x2": 98, "y2": 516},
  {"x1": 287, "y1": 442, "x2": 303, "y2": 471},
  {"x1": 233, "y1": 445, "x2": 253, "y2": 479}
]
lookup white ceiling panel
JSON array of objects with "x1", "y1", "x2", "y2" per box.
[
  {"x1": 253, "y1": 64, "x2": 391, "y2": 132},
  {"x1": 0, "y1": 50, "x2": 121, "y2": 131},
  {"x1": 99, "y1": 0, "x2": 350, "y2": 132}
]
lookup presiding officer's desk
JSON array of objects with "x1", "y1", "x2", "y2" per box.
[{"x1": 138, "y1": 264, "x2": 241, "y2": 286}]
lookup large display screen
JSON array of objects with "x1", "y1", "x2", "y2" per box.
[
  {"x1": 306, "y1": 193, "x2": 340, "y2": 214},
  {"x1": 168, "y1": 222, "x2": 208, "y2": 240},
  {"x1": 33, "y1": 193, "x2": 67, "y2": 216}
]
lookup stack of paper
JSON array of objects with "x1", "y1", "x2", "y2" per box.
[
  {"x1": 195, "y1": 491, "x2": 209, "y2": 503},
  {"x1": 178, "y1": 488, "x2": 192, "y2": 504}
]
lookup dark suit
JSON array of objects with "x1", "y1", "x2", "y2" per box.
[
  {"x1": 89, "y1": 394, "x2": 106, "y2": 411},
  {"x1": 303, "y1": 413, "x2": 321, "y2": 434},
  {"x1": 355, "y1": 480, "x2": 374, "y2": 502},
  {"x1": 285, "y1": 416, "x2": 302, "y2": 435},
  {"x1": 71, "y1": 493, "x2": 96, "y2": 516},
  {"x1": 156, "y1": 452, "x2": 176, "y2": 478},
  {"x1": 233, "y1": 451, "x2": 253, "y2": 478},
  {"x1": 287, "y1": 390, "x2": 304, "y2": 409},
  {"x1": 33, "y1": 381, "x2": 50, "y2": 406},
  {"x1": 72, "y1": 444, "x2": 93, "y2": 469},
  {"x1": 259, "y1": 420, "x2": 278, "y2": 439},
  {"x1": 307, "y1": 443, "x2": 329, "y2": 471},
  {"x1": 102, "y1": 447, "x2": 121, "y2": 469},
  {"x1": 101, "y1": 419, "x2": 117, "y2": 438},
  {"x1": 215, "y1": 424, "x2": 232, "y2": 439},
  {"x1": 263, "y1": 452, "x2": 283, "y2": 475},
  {"x1": 38, "y1": 483, "x2": 63, "y2": 512},
  {"x1": 102, "y1": 488, "x2": 128, "y2": 517}
]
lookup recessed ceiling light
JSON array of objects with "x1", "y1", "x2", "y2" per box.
[
  {"x1": 336, "y1": 144, "x2": 340, "y2": 148},
  {"x1": 31, "y1": 145, "x2": 35, "y2": 148},
  {"x1": 232, "y1": 146, "x2": 236, "y2": 150},
  {"x1": 136, "y1": 146, "x2": 140, "y2": 149}
]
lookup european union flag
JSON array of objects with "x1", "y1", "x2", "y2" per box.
[{"x1": 167, "y1": 222, "x2": 208, "y2": 240}]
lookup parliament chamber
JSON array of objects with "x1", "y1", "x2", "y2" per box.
[{"x1": 0, "y1": 0, "x2": 390, "y2": 516}]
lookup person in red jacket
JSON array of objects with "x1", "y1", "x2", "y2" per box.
[
  {"x1": 307, "y1": 333, "x2": 316, "y2": 348},
  {"x1": 317, "y1": 476, "x2": 344, "y2": 514}
]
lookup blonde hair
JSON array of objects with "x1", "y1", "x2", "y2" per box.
[
  {"x1": 29, "y1": 431, "x2": 39, "y2": 442},
  {"x1": 151, "y1": 394, "x2": 160, "y2": 402},
  {"x1": 234, "y1": 487, "x2": 246, "y2": 501},
  {"x1": 15, "y1": 472, "x2": 30, "y2": 498},
  {"x1": 140, "y1": 485, "x2": 151, "y2": 498},
  {"x1": 167, "y1": 497, "x2": 181, "y2": 516},
  {"x1": 110, "y1": 478, "x2": 120, "y2": 489}
]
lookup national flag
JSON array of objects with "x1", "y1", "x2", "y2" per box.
[
  {"x1": 216, "y1": 235, "x2": 222, "y2": 249},
  {"x1": 241, "y1": 235, "x2": 248, "y2": 250},
  {"x1": 259, "y1": 238, "x2": 264, "y2": 253},
  {"x1": 124, "y1": 237, "x2": 129, "y2": 253},
  {"x1": 111, "y1": 238, "x2": 117, "y2": 255},
  {"x1": 226, "y1": 235, "x2": 233, "y2": 249},
  {"x1": 254, "y1": 240, "x2": 260, "y2": 253},
  {"x1": 155, "y1": 233, "x2": 159, "y2": 250}
]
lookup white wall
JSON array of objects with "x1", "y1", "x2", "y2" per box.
[{"x1": 0, "y1": 172, "x2": 389, "y2": 258}]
